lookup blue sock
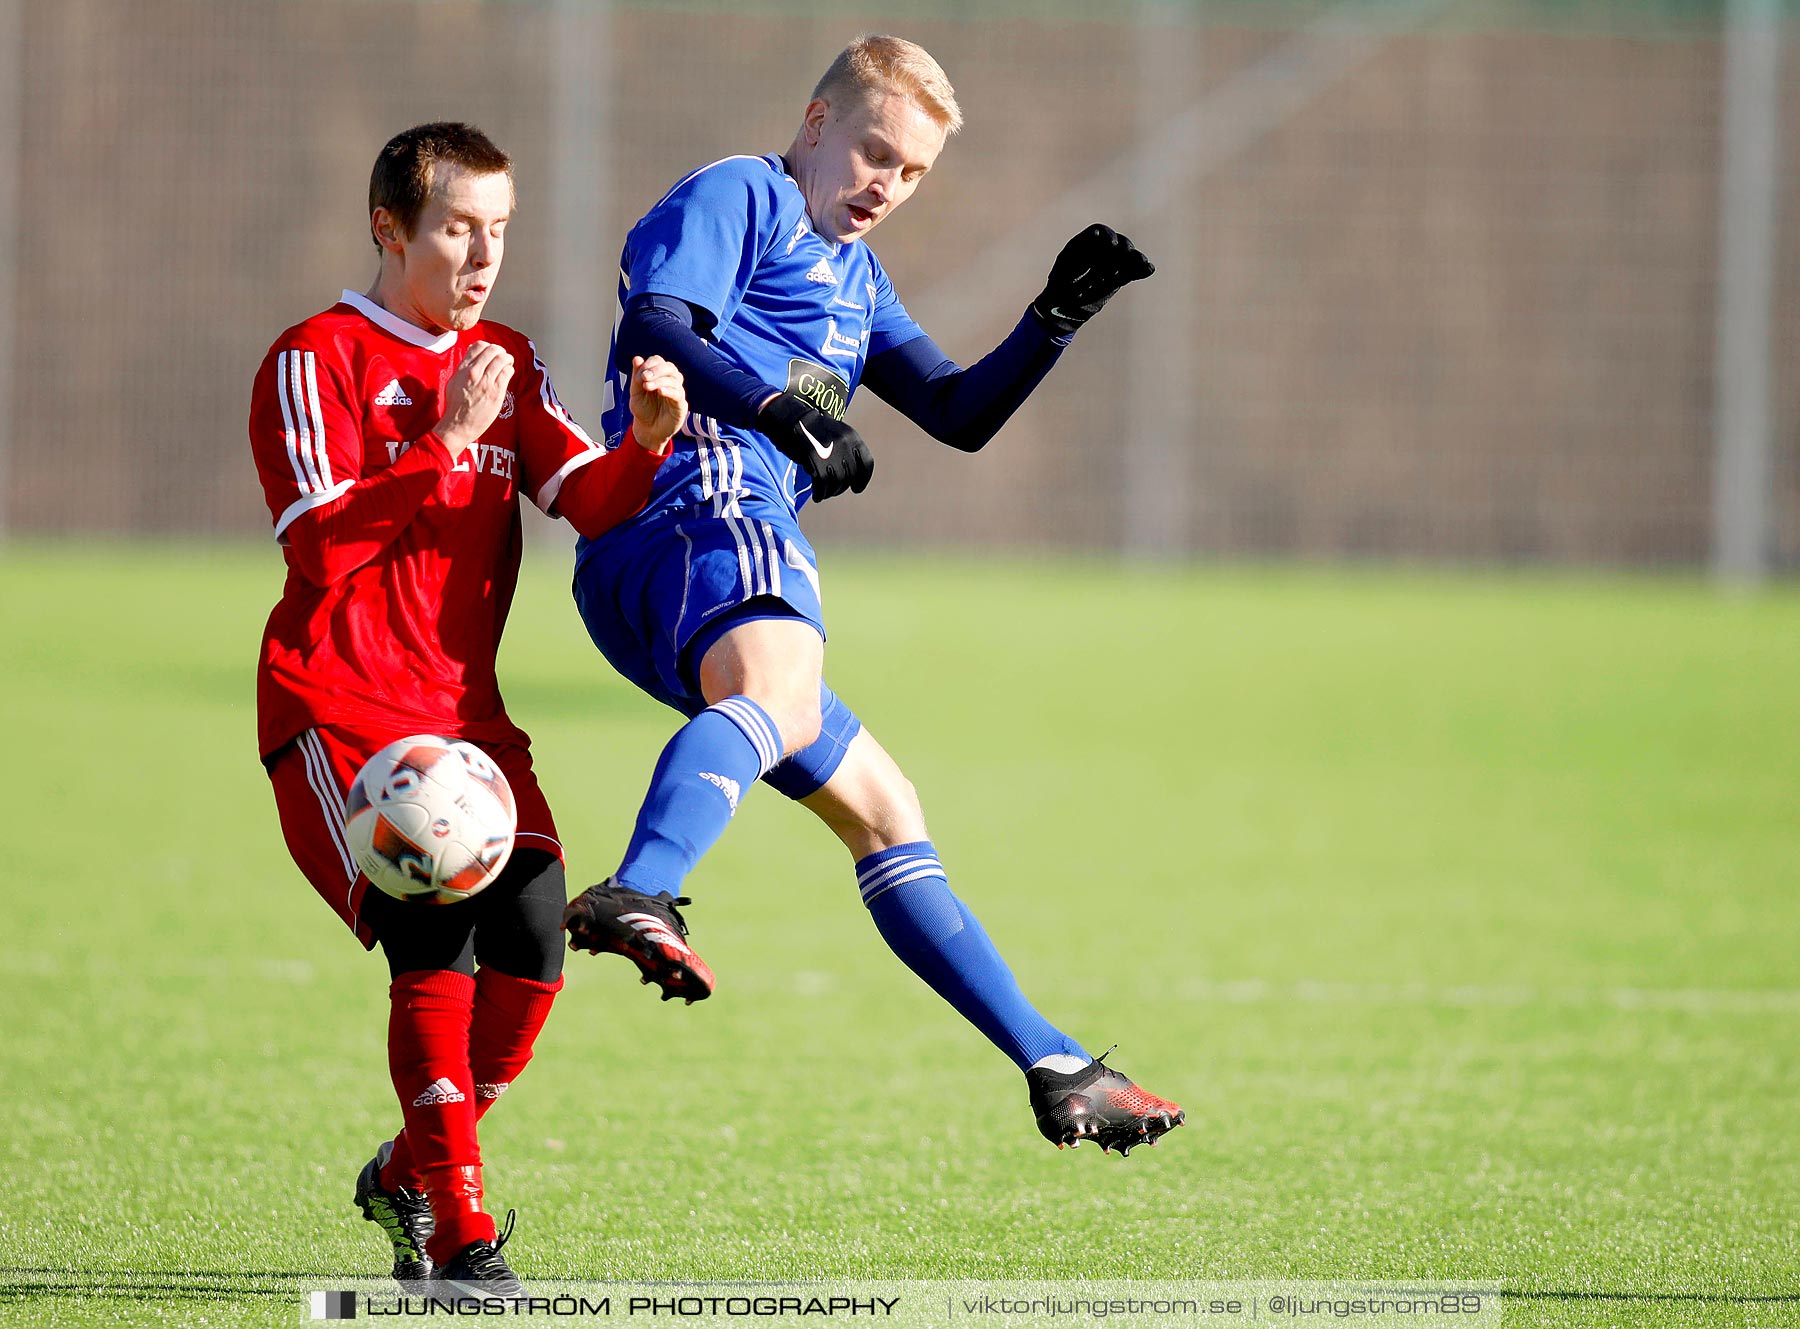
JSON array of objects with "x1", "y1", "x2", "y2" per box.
[
  {"x1": 857, "y1": 841, "x2": 1088, "y2": 1072},
  {"x1": 615, "y1": 696, "x2": 782, "y2": 898}
]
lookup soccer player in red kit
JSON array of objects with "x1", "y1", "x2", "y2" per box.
[{"x1": 249, "y1": 123, "x2": 686, "y2": 1294}]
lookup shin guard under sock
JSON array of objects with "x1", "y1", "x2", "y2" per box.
[
  {"x1": 385, "y1": 969, "x2": 491, "y2": 1258},
  {"x1": 382, "y1": 972, "x2": 565, "y2": 1188},
  {"x1": 615, "y1": 696, "x2": 781, "y2": 898},
  {"x1": 470, "y1": 968, "x2": 562, "y2": 1122},
  {"x1": 422, "y1": 1163, "x2": 496, "y2": 1264},
  {"x1": 857, "y1": 842, "x2": 1089, "y2": 1072}
]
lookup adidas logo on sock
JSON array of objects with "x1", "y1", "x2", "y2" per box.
[
  {"x1": 805, "y1": 258, "x2": 838, "y2": 286},
  {"x1": 476, "y1": 1081, "x2": 510, "y2": 1101},
  {"x1": 698, "y1": 770, "x2": 741, "y2": 812},
  {"x1": 412, "y1": 1076, "x2": 466, "y2": 1106},
  {"x1": 373, "y1": 378, "x2": 413, "y2": 406}
]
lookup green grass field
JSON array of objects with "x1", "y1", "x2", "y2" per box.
[{"x1": 2, "y1": 545, "x2": 1797, "y2": 1328}]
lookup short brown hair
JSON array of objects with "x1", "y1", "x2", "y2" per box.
[
  {"x1": 812, "y1": 35, "x2": 962, "y2": 135},
  {"x1": 368, "y1": 122, "x2": 513, "y2": 249}
]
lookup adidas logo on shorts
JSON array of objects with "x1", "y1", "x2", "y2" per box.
[{"x1": 412, "y1": 1076, "x2": 466, "y2": 1106}]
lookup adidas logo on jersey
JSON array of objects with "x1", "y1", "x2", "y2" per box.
[
  {"x1": 373, "y1": 379, "x2": 413, "y2": 407},
  {"x1": 698, "y1": 770, "x2": 741, "y2": 812},
  {"x1": 806, "y1": 258, "x2": 838, "y2": 286},
  {"x1": 412, "y1": 1076, "x2": 465, "y2": 1106}
]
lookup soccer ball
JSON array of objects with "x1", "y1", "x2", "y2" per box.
[{"x1": 345, "y1": 735, "x2": 517, "y2": 905}]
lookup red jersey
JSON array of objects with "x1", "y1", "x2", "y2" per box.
[{"x1": 251, "y1": 289, "x2": 663, "y2": 759}]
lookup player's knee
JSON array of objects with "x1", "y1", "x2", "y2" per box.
[
  {"x1": 770, "y1": 695, "x2": 823, "y2": 757},
  {"x1": 851, "y1": 769, "x2": 927, "y2": 849},
  {"x1": 473, "y1": 849, "x2": 566, "y2": 984},
  {"x1": 897, "y1": 774, "x2": 924, "y2": 823},
  {"x1": 496, "y1": 913, "x2": 564, "y2": 985},
  {"x1": 698, "y1": 612, "x2": 826, "y2": 754},
  {"x1": 882, "y1": 774, "x2": 927, "y2": 839}
]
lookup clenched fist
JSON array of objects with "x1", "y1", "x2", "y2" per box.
[
  {"x1": 1030, "y1": 225, "x2": 1155, "y2": 338},
  {"x1": 434, "y1": 341, "x2": 515, "y2": 457},
  {"x1": 757, "y1": 392, "x2": 874, "y2": 502}
]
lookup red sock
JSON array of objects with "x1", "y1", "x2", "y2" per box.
[
  {"x1": 422, "y1": 1163, "x2": 493, "y2": 1264},
  {"x1": 379, "y1": 1131, "x2": 420, "y2": 1191},
  {"x1": 380, "y1": 972, "x2": 564, "y2": 1190},
  {"x1": 471, "y1": 969, "x2": 564, "y2": 1121},
  {"x1": 385, "y1": 969, "x2": 494, "y2": 1261}
]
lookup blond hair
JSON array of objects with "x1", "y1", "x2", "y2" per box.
[{"x1": 812, "y1": 35, "x2": 962, "y2": 135}]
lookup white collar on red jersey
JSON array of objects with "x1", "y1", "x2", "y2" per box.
[{"x1": 338, "y1": 289, "x2": 459, "y2": 354}]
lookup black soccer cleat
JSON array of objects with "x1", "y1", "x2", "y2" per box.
[
  {"x1": 354, "y1": 1141, "x2": 434, "y2": 1284},
  {"x1": 435, "y1": 1211, "x2": 525, "y2": 1299},
  {"x1": 563, "y1": 876, "x2": 715, "y2": 1004},
  {"x1": 1026, "y1": 1048, "x2": 1185, "y2": 1157}
]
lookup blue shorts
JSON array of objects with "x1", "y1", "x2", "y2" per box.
[
  {"x1": 574, "y1": 499, "x2": 825, "y2": 713},
  {"x1": 573, "y1": 501, "x2": 858, "y2": 799}
]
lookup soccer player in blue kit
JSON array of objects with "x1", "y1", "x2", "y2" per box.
[{"x1": 563, "y1": 35, "x2": 1184, "y2": 1155}]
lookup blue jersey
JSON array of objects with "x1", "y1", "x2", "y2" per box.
[{"x1": 596, "y1": 154, "x2": 925, "y2": 519}]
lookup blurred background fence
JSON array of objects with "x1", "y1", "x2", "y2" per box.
[{"x1": 0, "y1": 0, "x2": 1793, "y2": 573}]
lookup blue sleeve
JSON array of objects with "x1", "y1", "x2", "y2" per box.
[
  {"x1": 627, "y1": 158, "x2": 784, "y2": 328},
  {"x1": 867, "y1": 256, "x2": 927, "y2": 357},
  {"x1": 861, "y1": 310, "x2": 1068, "y2": 453},
  {"x1": 616, "y1": 294, "x2": 774, "y2": 429}
]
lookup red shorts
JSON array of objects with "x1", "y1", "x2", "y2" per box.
[{"x1": 266, "y1": 723, "x2": 562, "y2": 949}]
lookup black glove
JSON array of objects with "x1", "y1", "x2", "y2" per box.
[
  {"x1": 758, "y1": 391, "x2": 874, "y2": 501},
  {"x1": 1030, "y1": 224, "x2": 1156, "y2": 337}
]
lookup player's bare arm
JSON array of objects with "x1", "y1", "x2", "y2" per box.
[{"x1": 434, "y1": 341, "x2": 515, "y2": 456}]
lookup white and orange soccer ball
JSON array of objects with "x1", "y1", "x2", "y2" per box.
[{"x1": 345, "y1": 736, "x2": 517, "y2": 905}]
